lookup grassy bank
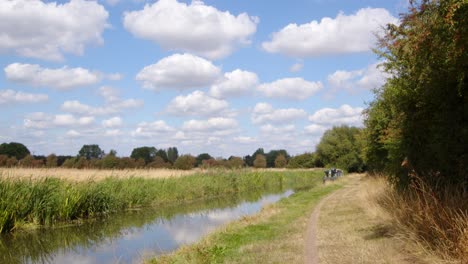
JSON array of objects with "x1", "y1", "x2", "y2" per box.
[
  {"x1": 152, "y1": 175, "x2": 342, "y2": 263},
  {"x1": 0, "y1": 169, "x2": 319, "y2": 233}
]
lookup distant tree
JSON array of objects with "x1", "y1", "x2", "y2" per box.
[
  {"x1": 0, "y1": 155, "x2": 8, "y2": 167},
  {"x1": 167, "y1": 147, "x2": 179, "y2": 164},
  {"x1": 173, "y1": 155, "x2": 196, "y2": 170},
  {"x1": 266, "y1": 149, "x2": 289, "y2": 168},
  {"x1": 31, "y1": 159, "x2": 44, "y2": 168},
  {"x1": 46, "y1": 154, "x2": 58, "y2": 168},
  {"x1": 243, "y1": 155, "x2": 253, "y2": 167},
  {"x1": 118, "y1": 157, "x2": 137, "y2": 169},
  {"x1": 316, "y1": 125, "x2": 365, "y2": 172},
  {"x1": 147, "y1": 156, "x2": 171, "y2": 168},
  {"x1": 62, "y1": 158, "x2": 77, "y2": 168},
  {"x1": 6, "y1": 157, "x2": 17, "y2": 167},
  {"x1": 130, "y1": 146, "x2": 157, "y2": 165},
  {"x1": 57, "y1": 155, "x2": 73, "y2": 167},
  {"x1": 0, "y1": 142, "x2": 30, "y2": 160},
  {"x1": 227, "y1": 156, "x2": 244, "y2": 169},
  {"x1": 134, "y1": 158, "x2": 146, "y2": 168},
  {"x1": 74, "y1": 157, "x2": 89, "y2": 169},
  {"x1": 253, "y1": 154, "x2": 267, "y2": 168},
  {"x1": 287, "y1": 153, "x2": 316, "y2": 168},
  {"x1": 19, "y1": 154, "x2": 34, "y2": 167},
  {"x1": 101, "y1": 152, "x2": 119, "y2": 169},
  {"x1": 78, "y1": 144, "x2": 105, "y2": 160},
  {"x1": 155, "y1": 149, "x2": 169, "y2": 162},
  {"x1": 196, "y1": 153, "x2": 213, "y2": 167},
  {"x1": 274, "y1": 154, "x2": 287, "y2": 168},
  {"x1": 201, "y1": 158, "x2": 219, "y2": 168}
]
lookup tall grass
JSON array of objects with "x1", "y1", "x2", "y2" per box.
[
  {"x1": 0, "y1": 170, "x2": 320, "y2": 233},
  {"x1": 374, "y1": 174, "x2": 468, "y2": 262}
]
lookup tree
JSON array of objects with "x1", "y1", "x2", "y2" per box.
[
  {"x1": 173, "y1": 155, "x2": 195, "y2": 170},
  {"x1": 274, "y1": 154, "x2": 287, "y2": 168},
  {"x1": 78, "y1": 144, "x2": 104, "y2": 160},
  {"x1": 196, "y1": 153, "x2": 212, "y2": 167},
  {"x1": 147, "y1": 156, "x2": 171, "y2": 168},
  {"x1": 287, "y1": 153, "x2": 316, "y2": 168},
  {"x1": 253, "y1": 154, "x2": 267, "y2": 168},
  {"x1": 130, "y1": 146, "x2": 157, "y2": 165},
  {"x1": 366, "y1": 0, "x2": 467, "y2": 189},
  {"x1": 316, "y1": 126, "x2": 365, "y2": 172},
  {"x1": 46, "y1": 154, "x2": 58, "y2": 168},
  {"x1": 167, "y1": 147, "x2": 179, "y2": 164},
  {"x1": 266, "y1": 149, "x2": 289, "y2": 168},
  {"x1": 101, "y1": 152, "x2": 119, "y2": 169},
  {"x1": 19, "y1": 154, "x2": 34, "y2": 167},
  {"x1": 227, "y1": 156, "x2": 244, "y2": 168},
  {"x1": 0, "y1": 142, "x2": 30, "y2": 160},
  {"x1": 155, "y1": 149, "x2": 168, "y2": 162}
]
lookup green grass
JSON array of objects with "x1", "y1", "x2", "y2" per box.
[
  {"x1": 152, "y1": 177, "x2": 342, "y2": 263},
  {"x1": 0, "y1": 170, "x2": 319, "y2": 233}
]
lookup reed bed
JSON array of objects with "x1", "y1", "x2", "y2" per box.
[
  {"x1": 0, "y1": 170, "x2": 321, "y2": 233},
  {"x1": 0, "y1": 168, "x2": 196, "y2": 182}
]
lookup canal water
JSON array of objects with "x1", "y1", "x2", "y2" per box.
[{"x1": 0, "y1": 189, "x2": 293, "y2": 264}]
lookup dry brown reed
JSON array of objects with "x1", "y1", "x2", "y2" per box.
[
  {"x1": 373, "y1": 174, "x2": 468, "y2": 262},
  {"x1": 0, "y1": 168, "x2": 196, "y2": 182}
]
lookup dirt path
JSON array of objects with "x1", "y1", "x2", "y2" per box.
[
  {"x1": 304, "y1": 174, "x2": 429, "y2": 264},
  {"x1": 304, "y1": 182, "x2": 353, "y2": 264}
]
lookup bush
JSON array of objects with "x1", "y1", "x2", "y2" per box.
[
  {"x1": 174, "y1": 155, "x2": 196, "y2": 170},
  {"x1": 274, "y1": 154, "x2": 287, "y2": 168},
  {"x1": 253, "y1": 154, "x2": 266, "y2": 168}
]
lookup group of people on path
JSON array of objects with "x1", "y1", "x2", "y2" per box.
[{"x1": 323, "y1": 168, "x2": 343, "y2": 183}]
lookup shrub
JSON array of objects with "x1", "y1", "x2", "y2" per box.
[
  {"x1": 174, "y1": 155, "x2": 196, "y2": 170},
  {"x1": 253, "y1": 154, "x2": 266, "y2": 168}
]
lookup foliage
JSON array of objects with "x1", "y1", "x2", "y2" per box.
[
  {"x1": 253, "y1": 154, "x2": 267, "y2": 168},
  {"x1": 174, "y1": 155, "x2": 196, "y2": 170},
  {"x1": 316, "y1": 126, "x2": 366, "y2": 172},
  {"x1": 130, "y1": 146, "x2": 157, "y2": 165},
  {"x1": 155, "y1": 149, "x2": 169, "y2": 162},
  {"x1": 227, "y1": 156, "x2": 244, "y2": 169},
  {"x1": 78, "y1": 145, "x2": 105, "y2": 160},
  {"x1": 274, "y1": 154, "x2": 287, "y2": 168},
  {"x1": 287, "y1": 153, "x2": 316, "y2": 168},
  {"x1": 147, "y1": 156, "x2": 171, "y2": 168},
  {"x1": 266, "y1": 149, "x2": 289, "y2": 168},
  {"x1": 196, "y1": 153, "x2": 213, "y2": 167},
  {"x1": 46, "y1": 154, "x2": 58, "y2": 168},
  {"x1": 366, "y1": 0, "x2": 468, "y2": 189},
  {"x1": 0, "y1": 142, "x2": 30, "y2": 160},
  {"x1": 167, "y1": 147, "x2": 179, "y2": 164},
  {"x1": 19, "y1": 155, "x2": 34, "y2": 167}
]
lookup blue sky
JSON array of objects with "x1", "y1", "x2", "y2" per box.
[{"x1": 0, "y1": 0, "x2": 404, "y2": 157}]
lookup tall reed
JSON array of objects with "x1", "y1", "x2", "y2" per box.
[{"x1": 0, "y1": 170, "x2": 320, "y2": 233}]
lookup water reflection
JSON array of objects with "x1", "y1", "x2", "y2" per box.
[{"x1": 0, "y1": 189, "x2": 293, "y2": 264}]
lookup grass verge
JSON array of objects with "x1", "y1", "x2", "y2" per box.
[
  {"x1": 151, "y1": 175, "x2": 342, "y2": 263},
  {"x1": 0, "y1": 170, "x2": 318, "y2": 233}
]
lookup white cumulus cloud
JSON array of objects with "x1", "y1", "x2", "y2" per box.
[
  {"x1": 24, "y1": 112, "x2": 95, "y2": 129},
  {"x1": 131, "y1": 120, "x2": 175, "y2": 138},
  {"x1": 182, "y1": 117, "x2": 238, "y2": 132},
  {"x1": 210, "y1": 69, "x2": 258, "y2": 98},
  {"x1": 308, "y1": 104, "x2": 364, "y2": 126},
  {"x1": 0, "y1": 0, "x2": 109, "y2": 61},
  {"x1": 262, "y1": 8, "x2": 398, "y2": 57},
  {"x1": 123, "y1": 0, "x2": 258, "y2": 60},
  {"x1": 257, "y1": 78, "x2": 323, "y2": 100},
  {"x1": 136, "y1": 53, "x2": 221, "y2": 91},
  {"x1": 102, "y1": 117, "x2": 122, "y2": 128},
  {"x1": 5, "y1": 63, "x2": 100, "y2": 90},
  {"x1": 0, "y1": 89, "x2": 48, "y2": 104},
  {"x1": 166, "y1": 90, "x2": 229, "y2": 117},
  {"x1": 327, "y1": 62, "x2": 389, "y2": 93},
  {"x1": 251, "y1": 102, "x2": 306, "y2": 124}
]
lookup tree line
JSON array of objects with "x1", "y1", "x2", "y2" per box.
[{"x1": 0, "y1": 127, "x2": 367, "y2": 171}]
